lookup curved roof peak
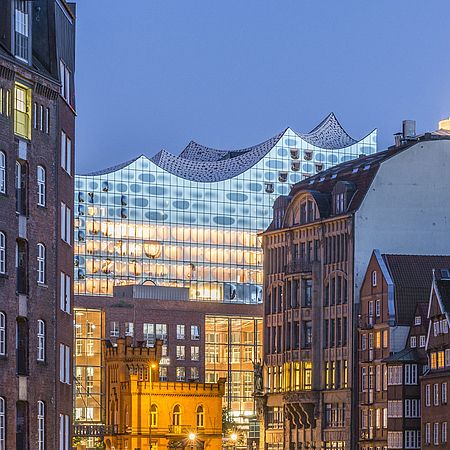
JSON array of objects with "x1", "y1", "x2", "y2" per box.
[{"x1": 292, "y1": 112, "x2": 358, "y2": 149}]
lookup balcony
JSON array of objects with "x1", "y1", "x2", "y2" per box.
[
  {"x1": 73, "y1": 424, "x2": 118, "y2": 437},
  {"x1": 284, "y1": 259, "x2": 313, "y2": 275},
  {"x1": 169, "y1": 424, "x2": 192, "y2": 435}
]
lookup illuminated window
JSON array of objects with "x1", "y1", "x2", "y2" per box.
[
  {"x1": 150, "y1": 404, "x2": 158, "y2": 427},
  {"x1": 14, "y1": 83, "x2": 31, "y2": 139},
  {"x1": 191, "y1": 346, "x2": 199, "y2": 361},
  {"x1": 438, "y1": 351, "x2": 445, "y2": 368},
  {"x1": 190, "y1": 367, "x2": 199, "y2": 381},
  {"x1": 176, "y1": 367, "x2": 185, "y2": 381},
  {"x1": 176, "y1": 345, "x2": 185, "y2": 360},
  {"x1": 303, "y1": 362, "x2": 312, "y2": 390},
  {"x1": 374, "y1": 331, "x2": 381, "y2": 349},
  {"x1": 172, "y1": 404, "x2": 181, "y2": 426},
  {"x1": 196, "y1": 405, "x2": 204, "y2": 428},
  {"x1": 431, "y1": 352, "x2": 437, "y2": 369},
  {"x1": 176, "y1": 324, "x2": 185, "y2": 340}
]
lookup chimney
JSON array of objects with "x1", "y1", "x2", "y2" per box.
[
  {"x1": 438, "y1": 117, "x2": 450, "y2": 131},
  {"x1": 402, "y1": 120, "x2": 416, "y2": 139},
  {"x1": 393, "y1": 132, "x2": 403, "y2": 148}
]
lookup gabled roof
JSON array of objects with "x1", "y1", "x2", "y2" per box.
[{"x1": 383, "y1": 255, "x2": 450, "y2": 326}]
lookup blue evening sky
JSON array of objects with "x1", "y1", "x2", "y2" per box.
[{"x1": 75, "y1": 0, "x2": 450, "y2": 173}]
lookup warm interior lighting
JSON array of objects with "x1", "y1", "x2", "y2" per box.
[{"x1": 144, "y1": 240, "x2": 162, "y2": 259}]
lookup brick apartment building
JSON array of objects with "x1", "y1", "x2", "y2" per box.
[
  {"x1": 357, "y1": 253, "x2": 450, "y2": 450},
  {"x1": 0, "y1": 1, "x2": 75, "y2": 449},
  {"x1": 422, "y1": 270, "x2": 450, "y2": 449},
  {"x1": 260, "y1": 127, "x2": 450, "y2": 449}
]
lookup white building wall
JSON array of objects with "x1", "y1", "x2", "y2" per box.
[{"x1": 354, "y1": 139, "x2": 450, "y2": 301}]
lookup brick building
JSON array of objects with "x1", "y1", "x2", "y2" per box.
[
  {"x1": 357, "y1": 253, "x2": 450, "y2": 450},
  {"x1": 421, "y1": 270, "x2": 450, "y2": 449},
  {"x1": 102, "y1": 337, "x2": 225, "y2": 450},
  {"x1": 74, "y1": 285, "x2": 263, "y2": 446},
  {"x1": 0, "y1": 1, "x2": 75, "y2": 449},
  {"x1": 260, "y1": 129, "x2": 450, "y2": 449}
]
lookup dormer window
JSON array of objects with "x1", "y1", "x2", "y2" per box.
[
  {"x1": 334, "y1": 192, "x2": 345, "y2": 214},
  {"x1": 14, "y1": 0, "x2": 30, "y2": 63},
  {"x1": 414, "y1": 316, "x2": 421, "y2": 326},
  {"x1": 304, "y1": 151, "x2": 313, "y2": 161},
  {"x1": 299, "y1": 200, "x2": 315, "y2": 224},
  {"x1": 332, "y1": 181, "x2": 356, "y2": 215}
]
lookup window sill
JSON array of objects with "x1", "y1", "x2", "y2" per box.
[
  {"x1": 0, "y1": 354, "x2": 8, "y2": 360},
  {"x1": 37, "y1": 360, "x2": 47, "y2": 366},
  {"x1": 0, "y1": 272, "x2": 9, "y2": 279},
  {"x1": 37, "y1": 282, "x2": 48, "y2": 288}
]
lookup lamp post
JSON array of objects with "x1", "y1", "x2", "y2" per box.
[{"x1": 149, "y1": 363, "x2": 156, "y2": 450}]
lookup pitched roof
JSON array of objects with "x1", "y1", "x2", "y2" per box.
[
  {"x1": 383, "y1": 347, "x2": 424, "y2": 363},
  {"x1": 435, "y1": 276, "x2": 450, "y2": 313},
  {"x1": 383, "y1": 255, "x2": 450, "y2": 325}
]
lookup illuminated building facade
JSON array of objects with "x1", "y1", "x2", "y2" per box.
[
  {"x1": 73, "y1": 114, "x2": 377, "y2": 447},
  {"x1": 103, "y1": 337, "x2": 225, "y2": 450},
  {"x1": 73, "y1": 114, "x2": 377, "y2": 300}
]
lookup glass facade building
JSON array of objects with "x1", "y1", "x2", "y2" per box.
[
  {"x1": 74, "y1": 114, "x2": 376, "y2": 302},
  {"x1": 73, "y1": 114, "x2": 376, "y2": 444}
]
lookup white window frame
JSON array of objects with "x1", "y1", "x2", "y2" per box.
[
  {"x1": 59, "y1": 343, "x2": 71, "y2": 385},
  {"x1": 44, "y1": 107, "x2": 49, "y2": 134},
  {"x1": 0, "y1": 232, "x2": 5, "y2": 274},
  {"x1": 0, "y1": 151, "x2": 5, "y2": 194},
  {"x1": 59, "y1": 272, "x2": 71, "y2": 313},
  {"x1": 434, "y1": 383, "x2": 439, "y2": 406},
  {"x1": 125, "y1": 322, "x2": 134, "y2": 337},
  {"x1": 371, "y1": 270, "x2": 377, "y2": 287},
  {"x1": 60, "y1": 202, "x2": 71, "y2": 244},
  {"x1": 434, "y1": 422, "x2": 440, "y2": 446},
  {"x1": 0, "y1": 397, "x2": 5, "y2": 450},
  {"x1": 38, "y1": 400, "x2": 45, "y2": 450},
  {"x1": 443, "y1": 422, "x2": 448, "y2": 444},
  {"x1": 0, "y1": 312, "x2": 5, "y2": 356},
  {"x1": 37, "y1": 319, "x2": 45, "y2": 362},
  {"x1": 191, "y1": 325, "x2": 200, "y2": 340},
  {"x1": 414, "y1": 315, "x2": 421, "y2": 325},
  {"x1": 176, "y1": 324, "x2": 185, "y2": 340},
  {"x1": 176, "y1": 345, "x2": 185, "y2": 361},
  {"x1": 410, "y1": 336, "x2": 416, "y2": 348},
  {"x1": 60, "y1": 131, "x2": 72, "y2": 175},
  {"x1": 442, "y1": 382, "x2": 447, "y2": 404},
  {"x1": 420, "y1": 335, "x2": 426, "y2": 348},
  {"x1": 191, "y1": 346, "x2": 199, "y2": 361},
  {"x1": 425, "y1": 422, "x2": 431, "y2": 444},
  {"x1": 59, "y1": 60, "x2": 71, "y2": 104},
  {"x1": 37, "y1": 165, "x2": 45, "y2": 206},
  {"x1": 110, "y1": 321, "x2": 119, "y2": 338},
  {"x1": 425, "y1": 384, "x2": 431, "y2": 407},
  {"x1": 37, "y1": 243, "x2": 45, "y2": 284}
]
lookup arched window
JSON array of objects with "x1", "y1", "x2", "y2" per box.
[
  {"x1": 372, "y1": 270, "x2": 377, "y2": 287},
  {"x1": 196, "y1": 405, "x2": 204, "y2": 428},
  {"x1": 0, "y1": 312, "x2": 5, "y2": 356},
  {"x1": 37, "y1": 243, "x2": 45, "y2": 284},
  {"x1": 172, "y1": 404, "x2": 181, "y2": 426},
  {"x1": 37, "y1": 320, "x2": 45, "y2": 362},
  {"x1": 0, "y1": 151, "x2": 6, "y2": 194},
  {"x1": 150, "y1": 404, "x2": 158, "y2": 427},
  {"x1": 37, "y1": 401, "x2": 45, "y2": 450},
  {"x1": 0, "y1": 232, "x2": 5, "y2": 274},
  {"x1": 0, "y1": 396, "x2": 5, "y2": 449},
  {"x1": 37, "y1": 166, "x2": 46, "y2": 207}
]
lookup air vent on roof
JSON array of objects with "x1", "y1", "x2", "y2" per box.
[
  {"x1": 352, "y1": 168, "x2": 359, "y2": 173},
  {"x1": 290, "y1": 148, "x2": 299, "y2": 159},
  {"x1": 364, "y1": 165, "x2": 371, "y2": 170},
  {"x1": 304, "y1": 151, "x2": 313, "y2": 161},
  {"x1": 291, "y1": 161, "x2": 300, "y2": 172},
  {"x1": 265, "y1": 182, "x2": 274, "y2": 193},
  {"x1": 331, "y1": 174, "x2": 337, "y2": 179},
  {"x1": 278, "y1": 172, "x2": 288, "y2": 183}
]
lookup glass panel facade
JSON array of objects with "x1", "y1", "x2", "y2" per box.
[
  {"x1": 74, "y1": 124, "x2": 376, "y2": 301},
  {"x1": 74, "y1": 309, "x2": 104, "y2": 427},
  {"x1": 205, "y1": 315, "x2": 263, "y2": 424}
]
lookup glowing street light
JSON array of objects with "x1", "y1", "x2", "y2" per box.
[{"x1": 188, "y1": 432, "x2": 196, "y2": 441}]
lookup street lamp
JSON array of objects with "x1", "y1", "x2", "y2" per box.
[
  {"x1": 230, "y1": 432, "x2": 238, "y2": 449},
  {"x1": 188, "y1": 432, "x2": 196, "y2": 450}
]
